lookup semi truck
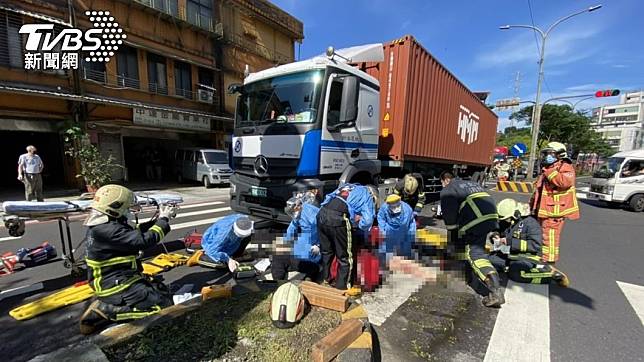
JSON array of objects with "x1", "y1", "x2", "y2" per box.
[{"x1": 228, "y1": 35, "x2": 498, "y2": 223}]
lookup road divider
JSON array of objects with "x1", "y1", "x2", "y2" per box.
[{"x1": 496, "y1": 181, "x2": 534, "y2": 193}]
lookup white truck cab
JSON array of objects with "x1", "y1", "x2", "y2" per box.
[{"x1": 588, "y1": 149, "x2": 644, "y2": 211}]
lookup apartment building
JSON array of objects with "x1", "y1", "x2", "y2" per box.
[{"x1": 591, "y1": 91, "x2": 644, "y2": 153}]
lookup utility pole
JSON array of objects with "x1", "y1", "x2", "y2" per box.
[
  {"x1": 500, "y1": 4, "x2": 602, "y2": 180},
  {"x1": 511, "y1": 71, "x2": 521, "y2": 126}
]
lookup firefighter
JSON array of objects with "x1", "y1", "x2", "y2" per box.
[
  {"x1": 489, "y1": 198, "x2": 569, "y2": 286},
  {"x1": 79, "y1": 185, "x2": 177, "y2": 334},
  {"x1": 439, "y1": 171, "x2": 504, "y2": 307},
  {"x1": 377, "y1": 194, "x2": 416, "y2": 260},
  {"x1": 531, "y1": 141, "x2": 579, "y2": 264},
  {"x1": 272, "y1": 194, "x2": 321, "y2": 281},
  {"x1": 317, "y1": 184, "x2": 376, "y2": 290},
  {"x1": 393, "y1": 173, "x2": 426, "y2": 217},
  {"x1": 187, "y1": 214, "x2": 254, "y2": 272}
]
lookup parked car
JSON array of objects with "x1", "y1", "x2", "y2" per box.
[{"x1": 174, "y1": 148, "x2": 232, "y2": 188}]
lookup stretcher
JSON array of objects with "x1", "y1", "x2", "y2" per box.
[
  {"x1": 0, "y1": 192, "x2": 184, "y2": 277},
  {"x1": 9, "y1": 281, "x2": 94, "y2": 321}
]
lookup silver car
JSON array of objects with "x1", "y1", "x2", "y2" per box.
[{"x1": 174, "y1": 148, "x2": 232, "y2": 188}]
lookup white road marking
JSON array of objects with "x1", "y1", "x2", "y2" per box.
[
  {"x1": 0, "y1": 236, "x2": 21, "y2": 242},
  {"x1": 172, "y1": 216, "x2": 227, "y2": 230},
  {"x1": 617, "y1": 281, "x2": 644, "y2": 326},
  {"x1": 179, "y1": 201, "x2": 225, "y2": 210},
  {"x1": 175, "y1": 207, "x2": 231, "y2": 219},
  {"x1": 360, "y1": 272, "x2": 425, "y2": 326},
  {"x1": 484, "y1": 281, "x2": 550, "y2": 362}
]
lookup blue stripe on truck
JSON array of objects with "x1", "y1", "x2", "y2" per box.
[
  {"x1": 297, "y1": 130, "x2": 322, "y2": 177},
  {"x1": 320, "y1": 140, "x2": 378, "y2": 149}
]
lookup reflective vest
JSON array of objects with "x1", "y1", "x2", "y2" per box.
[
  {"x1": 86, "y1": 255, "x2": 143, "y2": 297},
  {"x1": 532, "y1": 161, "x2": 580, "y2": 220},
  {"x1": 457, "y1": 192, "x2": 499, "y2": 237}
]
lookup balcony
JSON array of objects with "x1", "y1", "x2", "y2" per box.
[
  {"x1": 227, "y1": 0, "x2": 304, "y2": 40},
  {"x1": 224, "y1": 31, "x2": 292, "y2": 64},
  {"x1": 131, "y1": 0, "x2": 223, "y2": 37}
]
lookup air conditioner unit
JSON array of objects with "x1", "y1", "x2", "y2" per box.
[{"x1": 197, "y1": 89, "x2": 214, "y2": 104}]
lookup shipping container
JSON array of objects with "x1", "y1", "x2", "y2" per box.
[{"x1": 362, "y1": 35, "x2": 498, "y2": 167}]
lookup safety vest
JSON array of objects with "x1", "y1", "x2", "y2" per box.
[
  {"x1": 86, "y1": 255, "x2": 142, "y2": 297},
  {"x1": 457, "y1": 192, "x2": 499, "y2": 237},
  {"x1": 532, "y1": 161, "x2": 580, "y2": 220}
]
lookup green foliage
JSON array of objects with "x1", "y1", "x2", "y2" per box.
[
  {"x1": 510, "y1": 104, "x2": 614, "y2": 157},
  {"x1": 64, "y1": 126, "x2": 121, "y2": 188},
  {"x1": 496, "y1": 127, "x2": 532, "y2": 151}
]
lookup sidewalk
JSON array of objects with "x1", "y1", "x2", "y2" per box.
[{"x1": 0, "y1": 182, "x2": 230, "y2": 204}]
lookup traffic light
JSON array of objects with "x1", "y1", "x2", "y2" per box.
[{"x1": 595, "y1": 89, "x2": 620, "y2": 97}]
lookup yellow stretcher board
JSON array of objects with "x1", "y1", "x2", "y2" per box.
[{"x1": 9, "y1": 282, "x2": 94, "y2": 321}]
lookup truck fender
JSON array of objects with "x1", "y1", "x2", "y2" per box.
[{"x1": 339, "y1": 160, "x2": 381, "y2": 185}]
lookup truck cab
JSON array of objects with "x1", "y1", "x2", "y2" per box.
[
  {"x1": 228, "y1": 48, "x2": 382, "y2": 223},
  {"x1": 588, "y1": 149, "x2": 644, "y2": 211}
]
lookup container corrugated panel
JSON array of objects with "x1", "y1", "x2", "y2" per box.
[{"x1": 363, "y1": 35, "x2": 498, "y2": 167}]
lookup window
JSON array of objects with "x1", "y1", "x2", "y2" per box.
[
  {"x1": 198, "y1": 67, "x2": 214, "y2": 88},
  {"x1": 147, "y1": 52, "x2": 167, "y2": 94},
  {"x1": 84, "y1": 60, "x2": 106, "y2": 83},
  {"x1": 174, "y1": 61, "x2": 192, "y2": 99},
  {"x1": 152, "y1": 0, "x2": 178, "y2": 16},
  {"x1": 116, "y1": 46, "x2": 140, "y2": 89},
  {"x1": 326, "y1": 80, "x2": 343, "y2": 128},
  {"x1": 175, "y1": 149, "x2": 184, "y2": 161},
  {"x1": 187, "y1": 0, "x2": 212, "y2": 30},
  {"x1": 0, "y1": 10, "x2": 23, "y2": 68},
  {"x1": 621, "y1": 160, "x2": 644, "y2": 178}
]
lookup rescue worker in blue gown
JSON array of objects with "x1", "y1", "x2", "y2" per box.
[
  {"x1": 439, "y1": 171, "x2": 505, "y2": 308},
  {"x1": 187, "y1": 214, "x2": 254, "y2": 272},
  {"x1": 377, "y1": 194, "x2": 416, "y2": 262},
  {"x1": 317, "y1": 183, "x2": 377, "y2": 290},
  {"x1": 489, "y1": 198, "x2": 570, "y2": 287},
  {"x1": 272, "y1": 192, "x2": 321, "y2": 281},
  {"x1": 79, "y1": 185, "x2": 177, "y2": 334}
]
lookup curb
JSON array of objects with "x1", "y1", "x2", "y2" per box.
[
  {"x1": 495, "y1": 181, "x2": 534, "y2": 193},
  {"x1": 337, "y1": 304, "x2": 373, "y2": 361}
]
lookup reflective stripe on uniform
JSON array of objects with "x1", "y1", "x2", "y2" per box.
[
  {"x1": 465, "y1": 245, "x2": 489, "y2": 281},
  {"x1": 114, "y1": 305, "x2": 162, "y2": 321},
  {"x1": 459, "y1": 213, "x2": 498, "y2": 237},
  {"x1": 457, "y1": 192, "x2": 498, "y2": 236},
  {"x1": 508, "y1": 253, "x2": 542, "y2": 263},
  {"x1": 149, "y1": 225, "x2": 166, "y2": 239},
  {"x1": 86, "y1": 255, "x2": 140, "y2": 297},
  {"x1": 445, "y1": 224, "x2": 459, "y2": 230},
  {"x1": 343, "y1": 215, "x2": 353, "y2": 290},
  {"x1": 547, "y1": 171, "x2": 559, "y2": 181},
  {"x1": 520, "y1": 239, "x2": 527, "y2": 252}
]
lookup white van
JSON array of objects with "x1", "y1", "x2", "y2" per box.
[
  {"x1": 174, "y1": 148, "x2": 233, "y2": 188},
  {"x1": 588, "y1": 149, "x2": 644, "y2": 211}
]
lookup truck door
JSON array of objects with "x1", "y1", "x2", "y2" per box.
[{"x1": 320, "y1": 73, "x2": 379, "y2": 176}]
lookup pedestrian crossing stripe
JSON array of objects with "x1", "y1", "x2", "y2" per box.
[{"x1": 496, "y1": 181, "x2": 534, "y2": 193}]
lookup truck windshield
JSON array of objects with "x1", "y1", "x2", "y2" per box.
[
  {"x1": 203, "y1": 152, "x2": 228, "y2": 164},
  {"x1": 236, "y1": 70, "x2": 323, "y2": 127},
  {"x1": 593, "y1": 157, "x2": 624, "y2": 178}
]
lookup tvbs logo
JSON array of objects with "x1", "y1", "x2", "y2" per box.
[
  {"x1": 19, "y1": 10, "x2": 126, "y2": 71},
  {"x1": 457, "y1": 105, "x2": 479, "y2": 145}
]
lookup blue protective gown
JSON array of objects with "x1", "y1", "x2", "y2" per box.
[
  {"x1": 284, "y1": 203, "x2": 321, "y2": 263},
  {"x1": 377, "y1": 201, "x2": 416, "y2": 258},
  {"x1": 320, "y1": 184, "x2": 375, "y2": 232},
  {"x1": 201, "y1": 214, "x2": 245, "y2": 262}
]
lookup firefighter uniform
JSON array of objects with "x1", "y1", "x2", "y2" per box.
[
  {"x1": 531, "y1": 143, "x2": 580, "y2": 263},
  {"x1": 490, "y1": 199, "x2": 569, "y2": 286},
  {"x1": 440, "y1": 178, "x2": 504, "y2": 307},
  {"x1": 394, "y1": 173, "x2": 426, "y2": 214}
]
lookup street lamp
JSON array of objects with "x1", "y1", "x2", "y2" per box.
[{"x1": 500, "y1": 4, "x2": 602, "y2": 180}]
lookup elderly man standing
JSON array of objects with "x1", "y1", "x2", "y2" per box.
[{"x1": 17, "y1": 145, "x2": 44, "y2": 201}]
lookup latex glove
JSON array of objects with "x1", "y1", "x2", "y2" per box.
[
  {"x1": 227, "y1": 258, "x2": 239, "y2": 273},
  {"x1": 354, "y1": 214, "x2": 362, "y2": 223},
  {"x1": 310, "y1": 245, "x2": 320, "y2": 255},
  {"x1": 413, "y1": 211, "x2": 419, "y2": 218},
  {"x1": 17, "y1": 175, "x2": 23, "y2": 181},
  {"x1": 159, "y1": 204, "x2": 177, "y2": 220}
]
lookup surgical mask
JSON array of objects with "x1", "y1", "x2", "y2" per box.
[
  {"x1": 388, "y1": 202, "x2": 402, "y2": 215},
  {"x1": 544, "y1": 155, "x2": 557, "y2": 165}
]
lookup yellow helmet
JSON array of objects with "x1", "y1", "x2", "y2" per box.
[
  {"x1": 403, "y1": 174, "x2": 418, "y2": 195},
  {"x1": 91, "y1": 184, "x2": 136, "y2": 219},
  {"x1": 385, "y1": 194, "x2": 401, "y2": 204},
  {"x1": 497, "y1": 198, "x2": 519, "y2": 220}
]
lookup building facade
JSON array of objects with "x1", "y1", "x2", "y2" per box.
[
  {"x1": 0, "y1": 0, "x2": 302, "y2": 190},
  {"x1": 591, "y1": 91, "x2": 644, "y2": 153}
]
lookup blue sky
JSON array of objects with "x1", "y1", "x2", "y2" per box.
[{"x1": 271, "y1": 0, "x2": 643, "y2": 130}]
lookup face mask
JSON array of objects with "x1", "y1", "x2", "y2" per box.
[
  {"x1": 544, "y1": 155, "x2": 557, "y2": 165},
  {"x1": 388, "y1": 202, "x2": 402, "y2": 215}
]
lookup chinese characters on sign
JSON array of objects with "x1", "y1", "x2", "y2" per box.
[
  {"x1": 132, "y1": 108, "x2": 211, "y2": 131},
  {"x1": 24, "y1": 53, "x2": 79, "y2": 70}
]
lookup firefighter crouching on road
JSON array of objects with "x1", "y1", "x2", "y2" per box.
[
  {"x1": 394, "y1": 173, "x2": 426, "y2": 218},
  {"x1": 489, "y1": 198, "x2": 570, "y2": 287},
  {"x1": 439, "y1": 171, "x2": 505, "y2": 308},
  {"x1": 317, "y1": 184, "x2": 376, "y2": 290},
  {"x1": 80, "y1": 185, "x2": 177, "y2": 335},
  {"x1": 531, "y1": 142, "x2": 579, "y2": 264}
]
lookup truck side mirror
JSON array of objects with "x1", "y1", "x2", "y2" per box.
[
  {"x1": 339, "y1": 76, "x2": 359, "y2": 124},
  {"x1": 228, "y1": 83, "x2": 244, "y2": 95}
]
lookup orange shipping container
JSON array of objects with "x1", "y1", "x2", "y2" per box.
[{"x1": 362, "y1": 35, "x2": 498, "y2": 167}]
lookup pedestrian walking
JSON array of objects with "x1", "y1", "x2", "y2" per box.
[{"x1": 17, "y1": 145, "x2": 44, "y2": 201}]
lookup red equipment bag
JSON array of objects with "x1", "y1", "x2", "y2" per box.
[
  {"x1": 183, "y1": 230, "x2": 203, "y2": 252},
  {"x1": 1, "y1": 252, "x2": 19, "y2": 276},
  {"x1": 357, "y1": 249, "x2": 380, "y2": 292}
]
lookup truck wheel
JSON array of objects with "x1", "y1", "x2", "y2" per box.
[
  {"x1": 203, "y1": 176, "x2": 212, "y2": 189},
  {"x1": 472, "y1": 171, "x2": 481, "y2": 185},
  {"x1": 629, "y1": 194, "x2": 644, "y2": 212}
]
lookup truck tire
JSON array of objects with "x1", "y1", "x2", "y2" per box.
[
  {"x1": 472, "y1": 171, "x2": 482, "y2": 185},
  {"x1": 628, "y1": 194, "x2": 644, "y2": 212},
  {"x1": 203, "y1": 176, "x2": 212, "y2": 189}
]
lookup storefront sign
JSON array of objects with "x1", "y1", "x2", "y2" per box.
[{"x1": 133, "y1": 108, "x2": 211, "y2": 131}]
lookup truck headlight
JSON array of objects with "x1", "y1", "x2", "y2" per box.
[{"x1": 606, "y1": 185, "x2": 614, "y2": 194}]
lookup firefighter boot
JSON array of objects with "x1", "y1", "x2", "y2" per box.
[
  {"x1": 550, "y1": 266, "x2": 570, "y2": 288},
  {"x1": 79, "y1": 300, "x2": 131, "y2": 335},
  {"x1": 482, "y1": 273, "x2": 505, "y2": 308}
]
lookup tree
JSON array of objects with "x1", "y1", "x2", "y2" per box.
[
  {"x1": 509, "y1": 104, "x2": 614, "y2": 157},
  {"x1": 496, "y1": 127, "x2": 532, "y2": 150},
  {"x1": 64, "y1": 126, "x2": 122, "y2": 191}
]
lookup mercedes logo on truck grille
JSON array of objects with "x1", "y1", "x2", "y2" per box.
[{"x1": 254, "y1": 155, "x2": 268, "y2": 176}]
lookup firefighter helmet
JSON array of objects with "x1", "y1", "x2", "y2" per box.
[
  {"x1": 497, "y1": 198, "x2": 520, "y2": 220},
  {"x1": 403, "y1": 174, "x2": 418, "y2": 195},
  {"x1": 86, "y1": 185, "x2": 136, "y2": 226}
]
